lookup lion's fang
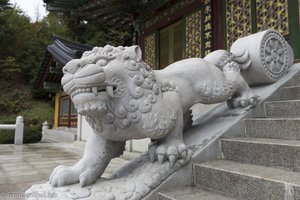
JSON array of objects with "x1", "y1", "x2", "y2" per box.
[
  {"x1": 106, "y1": 86, "x2": 114, "y2": 98},
  {"x1": 92, "y1": 87, "x2": 98, "y2": 95}
]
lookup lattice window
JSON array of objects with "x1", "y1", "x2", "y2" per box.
[
  {"x1": 59, "y1": 96, "x2": 77, "y2": 127},
  {"x1": 225, "y1": 0, "x2": 252, "y2": 49},
  {"x1": 256, "y1": 0, "x2": 289, "y2": 36},
  {"x1": 185, "y1": 10, "x2": 202, "y2": 58},
  {"x1": 144, "y1": 33, "x2": 156, "y2": 69}
]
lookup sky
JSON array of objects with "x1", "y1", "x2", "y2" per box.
[{"x1": 9, "y1": 0, "x2": 48, "y2": 21}]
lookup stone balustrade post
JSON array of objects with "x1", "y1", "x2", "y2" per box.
[{"x1": 14, "y1": 116, "x2": 24, "y2": 145}]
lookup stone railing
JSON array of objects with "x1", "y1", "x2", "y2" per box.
[{"x1": 0, "y1": 116, "x2": 24, "y2": 145}]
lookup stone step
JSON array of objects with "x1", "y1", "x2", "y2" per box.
[
  {"x1": 283, "y1": 73, "x2": 300, "y2": 87},
  {"x1": 157, "y1": 186, "x2": 236, "y2": 200},
  {"x1": 264, "y1": 100, "x2": 300, "y2": 118},
  {"x1": 280, "y1": 86, "x2": 300, "y2": 100},
  {"x1": 194, "y1": 160, "x2": 300, "y2": 200},
  {"x1": 244, "y1": 118, "x2": 300, "y2": 140},
  {"x1": 42, "y1": 128, "x2": 77, "y2": 143},
  {"x1": 221, "y1": 137, "x2": 300, "y2": 171}
]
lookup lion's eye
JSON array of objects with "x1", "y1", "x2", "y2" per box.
[{"x1": 96, "y1": 59, "x2": 108, "y2": 66}]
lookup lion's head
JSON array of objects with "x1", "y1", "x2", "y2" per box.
[{"x1": 61, "y1": 45, "x2": 161, "y2": 131}]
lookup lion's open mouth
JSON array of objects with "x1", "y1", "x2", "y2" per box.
[{"x1": 71, "y1": 85, "x2": 117, "y2": 98}]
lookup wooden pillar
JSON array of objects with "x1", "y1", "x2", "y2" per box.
[
  {"x1": 54, "y1": 92, "x2": 60, "y2": 128},
  {"x1": 212, "y1": 0, "x2": 224, "y2": 50}
]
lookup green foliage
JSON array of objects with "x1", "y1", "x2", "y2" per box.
[
  {"x1": 0, "y1": 5, "x2": 72, "y2": 99},
  {"x1": 0, "y1": 101, "x2": 53, "y2": 144},
  {"x1": 0, "y1": 7, "x2": 30, "y2": 59},
  {"x1": 0, "y1": 89, "x2": 30, "y2": 114},
  {"x1": 20, "y1": 101, "x2": 54, "y2": 126},
  {"x1": 64, "y1": 16, "x2": 131, "y2": 47},
  {"x1": 0, "y1": 56, "x2": 21, "y2": 80},
  {"x1": 0, "y1": 2, "x2": 133, "y2": 144},
  {"x1": 0, "y1": 125, "x2": 42, "y2": 144},
  {"x1": 0, "y1": 0, "x2": 11, "y2": 11},
  {"x1": 23, "y1": 125, "x2": 42, "y2": 143},
  {"x1": 0, "y1": 130, "x2": 14, "y2": 144}
]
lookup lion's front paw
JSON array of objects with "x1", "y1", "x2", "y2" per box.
[
  {"x1": 49, "y1": 165, "x2": 80, "y2": 187},
  {"x1": 49, "y1": 164, "x2": 101, "y2": 187},
  {"x1": 228, "y1": 90, "x2": 259, "y2": 108},
  {"x1": 148, "y1": 141, "x2": 189, "y2": 166}
]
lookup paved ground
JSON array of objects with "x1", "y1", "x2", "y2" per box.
[{"x1": 0, "y1": 142, "x2": 129, "y2": 200}]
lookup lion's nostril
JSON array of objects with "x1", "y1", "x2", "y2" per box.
[{"x1": 63, "y1": 59, "x2": 82, "y2": 75}]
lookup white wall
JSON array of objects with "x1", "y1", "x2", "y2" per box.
[{"x1": 77, "y1": 114, "x2": 93, "y2": 141}]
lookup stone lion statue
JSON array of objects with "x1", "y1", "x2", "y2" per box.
[
  {"x1": 49, "y1": 30, "x2": 292, "y2": 187},
  {"x1": 49, "y1": 44, "x2": 259, "y2": 187}
]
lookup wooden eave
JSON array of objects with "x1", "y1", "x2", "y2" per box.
[
  {"x1": 43, "y1": 0, "x2": 164, "y2": 28},
  {"x1": 35, "y1": 36, "x2": 92, "y2": 89}
]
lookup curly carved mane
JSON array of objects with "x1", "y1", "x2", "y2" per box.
[{"x1": 81, "y1": 45, "x2": 170, "y2": 133}]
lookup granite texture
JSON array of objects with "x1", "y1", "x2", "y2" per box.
[
  {"x1": 194, "y1": 160, "x2": 300, "y2": 200},
  {"x1": 0, "y1": 143, "x2": 128, "y2": 199},
  {"x1": 280, "y1": 86, "x2": 300, "y2": 100},
  {"x1": 265, "y1": 100, "x2": 300, "y2": 118},
  {"x1": 26, "y1": 31, "x2": 297, "y2": 199},
  {"x1": 221, "y1": 137, "x2": 300, "y2": 171},
  {"x1": 158, "y1": 186, "x2": 236, "y2": 200},
  {"x1": 244, "y1": 118, "x2": 300, "y2": 140}
]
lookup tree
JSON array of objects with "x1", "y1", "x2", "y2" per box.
[
  {"x1": 0, "y1": 0, "x2": 11, "y2": 11},
  {"x1": 62, "y1": 14, "x2": 131, "y2": 47},
  {"x1": 0, "y1": 5, "x2": 71, "y2": 96},
  {"x1": 0, "y1": 6, "x2": 30, "y2": 78}
]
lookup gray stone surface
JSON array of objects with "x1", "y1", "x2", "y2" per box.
[
  {"x1": 143, "y1": 64, "x2": 300, "y2": 200},
  {"x1": 281, "y1": 74, "x2": 300, "y2": 87},
  {"x1": 0, "y1": 143, "x2": 128, "y2": 199},
  {"x1": 221, "y1": 137, "x2": 300, "y2": 171},
  {"x1": 265, "y1": 100, "x2": 300, "y2": 118},
  {"x1": 244, "y1": 118, "x2": 300, "y2": 140},
  {"x1": 280, "y1": 86, "x2": 300, "y2": 100},
  {"x1": 51, "y1": 41, "x2": 263, "y2": 190},
  {"x1": 157, "y1": 186, "x2": 236, "y2": 200},
  {"x1": 42, "y1": 128, "x2": 77, "y2": 143},
  {"x1": 23, "y1": 29, "x2": 297, "y2": 199},
  {"x1": 194, "y1": 160, "x2": 300, "y2": 200}
]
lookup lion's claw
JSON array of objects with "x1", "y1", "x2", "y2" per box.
[
  {"x1": 168, "y1": 155, "x2": 176, "y2": 166},
  {"x1": 79, "y1": 176, "x2": 87, "y2": 187},
  {"x1": 149, "y1": 141, "x2": 188, "y2": 165},
  {"x1": 157, "y1": 154, "x2": 165, "y2": 164},
  {"x1": 228, "y1": 91, "x2": 259, "y2": 109},
  {"x1": 239, "y1": 99, "x2": 248, "y2": 107},
  {"x1": 49, "y1": 164, "x2": 101, "y2": 187},
  {"x1": 249, "y1": 97, "x2": 258, "y2": 106}
]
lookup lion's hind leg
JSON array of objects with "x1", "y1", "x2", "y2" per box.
[
  {"x1": 227, "y1": 76, "x2": 259, "y2": 108},
  {"x1": 223, "y1": 67, "x2": 259, "y2": 108},
  {"x1": 205, "y1": 50, "x2": 259, "y2": 108},
  {"x1": 221, "y1": 62, "x2": 259, "y2": 108}
]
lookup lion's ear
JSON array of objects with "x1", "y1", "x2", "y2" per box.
[{"x1": 132, "y1": 45, "x2": 142, "y2": 62}]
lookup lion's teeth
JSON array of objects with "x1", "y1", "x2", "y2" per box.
[
  {"x1": 92, "y1": 87, "x2": 98, "y2": 95},
  {"x1": 106, "y1": 86, "x2": 114, "y2": 98}
]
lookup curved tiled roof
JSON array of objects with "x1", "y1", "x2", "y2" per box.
[{"x1": 35, "y1": 35, "x2": 92, "y2": 89}]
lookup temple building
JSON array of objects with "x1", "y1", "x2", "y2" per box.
[
  {"x1": 38, "y1": 0, "x2": 300, "y2": 150},
  {"x1": 35, "y1": 36, "x2": 92, "y2": 141},
  {"x1": 43, "y1": 0, "x2": 300, "y2": 65}
]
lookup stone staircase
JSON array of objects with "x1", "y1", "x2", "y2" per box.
[
  {"x1": 42, "y1": 127, "x2": 77, "y2": 143},
  {"x1": 157, "y1": 77, "x2": 300, "y2": 199}
]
